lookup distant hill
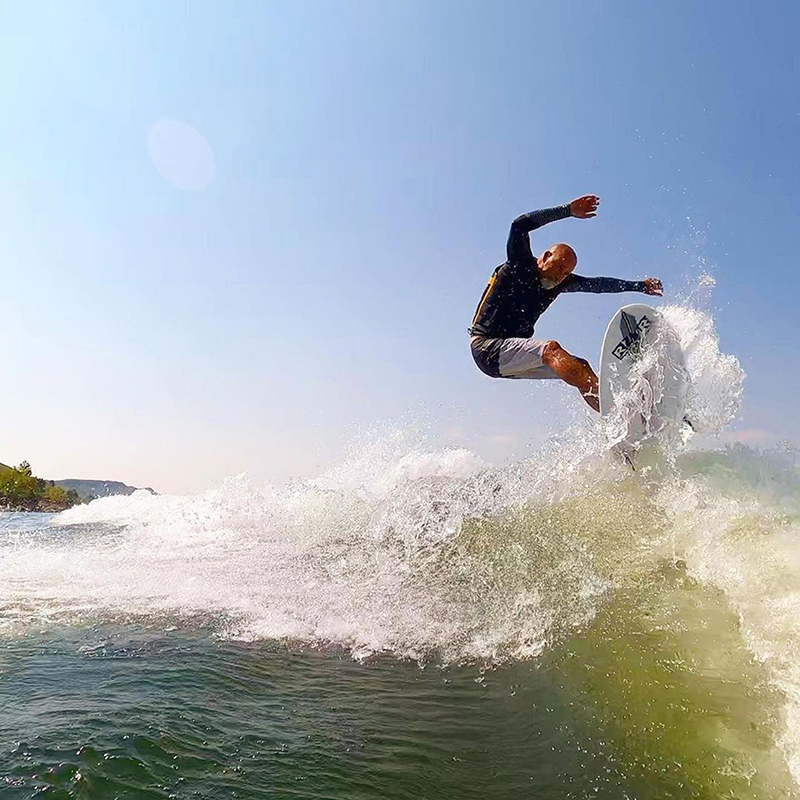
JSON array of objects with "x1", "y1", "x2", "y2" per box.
[
  {"x1": 0, "y1": 460, "x2": 155, "y2": 503},
  {"x1": 53, "y1": 479, "x2": 157, "y2": 501}
]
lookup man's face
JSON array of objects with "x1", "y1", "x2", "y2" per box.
[{"x1": 538, "y1": 243, "x2": 577, "y2": 288}]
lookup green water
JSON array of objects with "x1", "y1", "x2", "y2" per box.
[
  {"x1": 1, "y1": 573, "x2": 793, "y2": 800},
  {"x1": 3, "y1": 444, "x2": 800, "y2": 797}
]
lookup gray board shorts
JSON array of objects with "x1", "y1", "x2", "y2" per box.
[{"x1": 470, "y1": 335, "x2": 559, "y2": 380}]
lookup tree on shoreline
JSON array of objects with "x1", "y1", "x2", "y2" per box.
[{"x1": 0, "y1": 462, "x2": 82, "y2": 511}]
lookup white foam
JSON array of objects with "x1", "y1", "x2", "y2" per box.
[{"x1": 661, "y1": 305, "x2": 744, "y2": 435}]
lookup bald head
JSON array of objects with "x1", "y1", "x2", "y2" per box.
[
  {"x1": 538, "y1": 242, "x2": 577, "y2": 287},
  {"x1": 550, "y1": 243, "x2": 577, "y2": 268}
]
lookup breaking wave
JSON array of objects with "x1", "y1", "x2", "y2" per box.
[
  {"x1": 6, "y1": 305, "x2": 800, "y2": 788},
  {"x1": 0, "y1": 305, "x2": 749, "y2": 664}
]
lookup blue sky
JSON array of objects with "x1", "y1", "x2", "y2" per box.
[{"x1": 1, "y1": 1, "x2": 797, "y2": 492}]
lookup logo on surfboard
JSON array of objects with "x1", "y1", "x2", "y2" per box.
[{"x1": 612, "y1": 312, "x2": 652, "y2": 360}]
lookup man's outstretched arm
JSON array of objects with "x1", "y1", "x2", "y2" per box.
[
  {"x1": 506, "y1": 194, "x2": 600, "y2": 264},
  {"x1": 560, "y1": 275, "x2": 663, "y2": 295}
]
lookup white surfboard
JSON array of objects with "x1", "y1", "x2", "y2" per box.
[{"x1": 599, "y1": 304, "x2": 688, "y2": 450}]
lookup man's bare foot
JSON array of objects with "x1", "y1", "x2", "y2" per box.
[{"x1": 580, "y1": 388, "x2": 600, "y2": 413}]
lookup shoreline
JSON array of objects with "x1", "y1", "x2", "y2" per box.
[{"x1": 0, "y1": 502, "x2": 73, "y2": 514}]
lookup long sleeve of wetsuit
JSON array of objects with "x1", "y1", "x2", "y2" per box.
[
  {"x1": 559, "y1": 274, "x2": 646, "y2": 293},
  {"x1": 506, "y1": 205, "x2": 572, "y2": 265}
]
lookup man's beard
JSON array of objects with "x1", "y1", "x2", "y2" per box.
[{"x1": 540, "y1": 276, "x2": 560, "y2": 290}]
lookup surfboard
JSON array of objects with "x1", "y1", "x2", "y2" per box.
[{"x1": 599, "y1": 304, "x2": 689, "y2": 451}]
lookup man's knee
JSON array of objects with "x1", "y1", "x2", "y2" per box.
[{"x1": 541, "y1": 340, "x2": 563, "y2": 365}]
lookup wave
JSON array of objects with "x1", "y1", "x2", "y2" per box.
[
  {"x1": 0, "y1": 305, "x2": 752, "y2": 665},
  {"x1": 5, "y1": 305, "x2": 800, "y2": 787}
]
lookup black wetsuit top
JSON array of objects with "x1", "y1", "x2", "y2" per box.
[{"x1": 469, "y1": 205, "x2": 646, "y2": 377}]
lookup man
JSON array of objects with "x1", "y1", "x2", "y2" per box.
[{"x1": 469, "y1": 195, "x2": 662, "y2": 411}]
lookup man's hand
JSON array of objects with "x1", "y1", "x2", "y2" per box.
[
  {"x1": 570, "y1": 195, "x2": 600, "y2": 219},
  {"x1": 643, "y1": 277, "x2": 663, "y2": 296}
]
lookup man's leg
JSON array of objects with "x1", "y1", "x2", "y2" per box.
[{"x1": 541, "y1": 340, "x2": 599, "y2": 412}]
